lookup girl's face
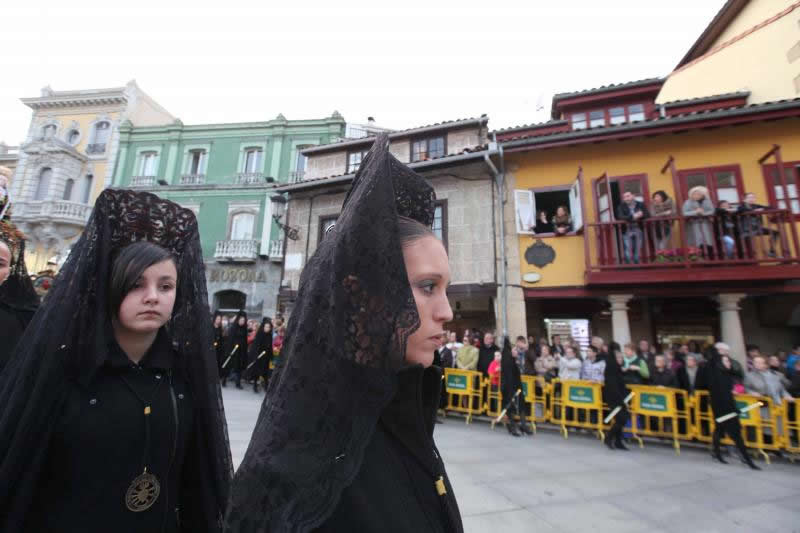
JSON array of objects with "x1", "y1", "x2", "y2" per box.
[
  {"x1": 0, "y1": 241, "x2": 10, "y2": 285},
  {"x1": 263, "y1": 322, "x2": 272, "y2": 333},
  {"x1": 116, "y1": 259, "x2": 177, "y2": 335},
  {"x1": 403, "y1": 235, "x2": 453, "y2": 367}
]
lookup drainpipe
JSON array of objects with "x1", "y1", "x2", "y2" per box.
[{"x1": 484, "y1": 134, "x2": 508, "y2": 339}]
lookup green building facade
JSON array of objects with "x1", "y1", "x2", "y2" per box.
[{"x1": 112, "y1": 112, "x2": 346, "y2": 317}]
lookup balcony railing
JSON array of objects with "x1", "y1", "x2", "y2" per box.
[
  {"x1": 180, "y1": 173, "x2": 205, "y2": 185},
  {"x1": 585, "y1": 209, "x2": 800, "y2": 284},
  {"x1": 268, "y1": 239, "x2": 284, "y2": 261},
  {"x1": 288, "y1": 170, "x2": 305, "y2": 183},
  {"x1": 130, "y1": 176, "x2": 156, "y2": 187},
  {"x1": 214, "y1": 239, "x2": 259, "y2": 262},
  {"x1": 13, "y1": 200, "x2": 92, "y2": 225},
  {"x1": 86, "y1": 143, "x2": 106, "y2": 155},
  {"x1": 234, "y1": 172, "x2": 268, "y2": 185}
]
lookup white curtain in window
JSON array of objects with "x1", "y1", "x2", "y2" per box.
[
  {"x1": 230, "y1": 212, "x2": 255, "y2": 240},
  {"x1": 570, "y1": 178, "x2": 583, "y2": 232},
  {"x1": 514, "y1": 190, "x2": 535, "y2": 234}
]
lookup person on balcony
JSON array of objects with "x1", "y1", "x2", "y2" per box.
[
  {"x1": 737, "y1": 192, "x2": 778, "y2": 258},
  {"x1": 617, "y1": 191, "x2": 649, "y2": 264},
  {"x1": 714, "y1": 200, "x2": 739, "y2": 259},
  {"x1": 533, "y1": 210, "x2": 553, "y2": 234},
  {"x1": 552, "y1": 205, "x2": 572, "y2": 235},
  {"x1": 682, "y1": 186, "x2": 715, "y2": 259},
  {"x1": 650, "y1": 190, "x2": 674, "y2": 251}
]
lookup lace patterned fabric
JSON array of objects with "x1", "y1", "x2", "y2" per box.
[
  {"x1": 0, "y1": 189, "x2": 232, "y2": 531},
  {"x1": 224, "y1": 135, "x2": 436, "y2": 532}
]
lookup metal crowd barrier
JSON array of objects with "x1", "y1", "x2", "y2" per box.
[
  {"x1": 627, "y1": 385, "x2": 691, "y2": 455},
  {"x1": 443, "y1": 368, "x2": 485, "y2": 424},
  {"x1": 437, "y1": 373, "x2": 797, "y2": 460}
]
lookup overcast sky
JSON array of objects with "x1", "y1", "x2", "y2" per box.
[{"x1": 0, "y1": 0, "x2": 724, "y2": 144}]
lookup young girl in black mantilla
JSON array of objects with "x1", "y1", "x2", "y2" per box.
[
  {"x1": 225, "y1": 134, "x2": 463, "y2": 532},
  {"x1": 0, "y1": 189, "x2": 231, "y2": 532}
]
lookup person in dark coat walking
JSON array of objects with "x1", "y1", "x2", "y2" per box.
[
  {"x1": 603, "y1": 342, "x2": 629, "y2": 450},
  {"x1": 702, "y1": 346, "x2": 760, "y2": 470},
  {"x1": 501, "y1": 337, "x2": 532, "y2": 437},
  {"x1": 247, "y1": 317, "x2": 273, "y2": 394},
  {"x1": 212, "y1": 311, "x2": 226, "y2": 374},
  {"x1": 223, "y1": 310, "x2": 248, "y2": 389},
  {"x1": 225, "y1": 135, "x2": 462, "y2": 532},
  {"x1": 0, "y1": 190, "x2": 232, "y2": 532},
  {"x1": 0, "y1": 216, "x2": 39, "y2": 373}
]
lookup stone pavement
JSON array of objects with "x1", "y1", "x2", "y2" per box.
[{"x1": 223, "y1": 386, "x2": 800, "y2": 533}]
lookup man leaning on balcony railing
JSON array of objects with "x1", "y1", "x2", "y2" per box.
[
  {"x1": 616, "y1": 191, "x2": 649, "y2": 264},
  {"x1": 737, "y1": 192, "x2": 778, "y2": 258}
]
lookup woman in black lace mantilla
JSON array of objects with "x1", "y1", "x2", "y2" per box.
[
  {"x1": 225, "y1": 134, "x2": 463, "y2": 532},
  {"x1": 0, "y1": 189, "x2": 232, "y2": 532}
]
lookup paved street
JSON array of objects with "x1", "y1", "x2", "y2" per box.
[{"x1": 223, "y1": 387, "x2": 800, "y2": 533}]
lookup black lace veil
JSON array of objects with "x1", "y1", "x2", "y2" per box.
[
  {"x1": 224, "y1": 134, "x2": 435, "y2": 532},
  {"x1": 0, "y1": 189, "x2": 232, "y2": 530},
  {"x1": 0, "y1": 225, "x2": 39, "y2": 315}
]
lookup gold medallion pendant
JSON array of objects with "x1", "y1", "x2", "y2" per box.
[{"x1": 125, "y1": 470, "x2": 160, "y2": 512}]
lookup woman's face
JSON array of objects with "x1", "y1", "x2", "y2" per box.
[
  {"x1": 116, "y1": 259, "x2": 177, "y2": 334},
  {"x1": 264, "y1": 322, "x2": 272, "y2": 333},
  {"x1": 691, "y1": 190, "x2": 704, "y2": 202},
  {"x1": 238, "y1": 316, "x2": 246, "y2": 327},
  {"x1": 0, "y1": 241, "x2": 10, "y2": 285},
  {"x1": 403, "y1": 235, "x2": 453, "y2": 367},
  {"x1": 652, "y1": 194, "x2": 663, "y2": 205},
  {"x1": 556, "y1": 207, "x2": 566, "y2": 217},
  {"x1": 539, "y1": 212, "x2": 547, "y2": 221},
  {"x1": 213, "y1": 315, "x2": 222, "y2": 327},
  {"x1": 722, "y1": 355, "x2": 731, "y2": 370}
]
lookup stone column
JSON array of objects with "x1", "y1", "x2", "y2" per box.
[
  {"x1": 717, "y1": 293, "x2": 747, "y2": 366},
  {"x1": 608, "y1": 294, "x2": 634, "y2": 346}
]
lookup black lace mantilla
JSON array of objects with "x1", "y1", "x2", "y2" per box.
[
  {"x1": 0, "y1": 189, "x2": 232, "y2": 531},
  {"x1": 224, "y1": 135, "x2": 436, "y2": 532}
]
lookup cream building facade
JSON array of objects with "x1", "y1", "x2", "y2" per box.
[{"x1": 10, "y1": 81, "x2": 173, "y2": 272}]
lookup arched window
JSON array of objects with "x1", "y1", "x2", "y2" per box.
[
  {"x1": 62, "y1": 178, "x2": 75, "y2": 201},
  {"x1": 42, "y1": 124, "x2": 56, "y2": 139},
  {"x1": 230, "y1": 212, "x2": 255, "y2": 240},
  {"x1": 67, "y1": 129, "x2": 81, "y2": 145},
  {"x1": 88, "y1": 121, "x2": 110, "y2": 154},
  {"x1": 34, "y1": 168, "x2": 52, "y2": 200},
  {"x1": 81, "y1": 174, "x2": 94, "y2": 204}
]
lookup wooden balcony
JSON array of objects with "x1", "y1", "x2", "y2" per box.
[{"x1": 585, "y1": 209, "x2": 800, "y2": 285}]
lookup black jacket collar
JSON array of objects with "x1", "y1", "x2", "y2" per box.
[{"x1": 106, "y1": 328, "x2": 175, "y2": 370}]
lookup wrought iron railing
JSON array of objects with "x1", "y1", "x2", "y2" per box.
[{"x1": 586, "y1": 209, "x2": 800, "y2": 273}]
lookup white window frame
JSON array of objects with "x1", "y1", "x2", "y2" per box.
[{"x1": 229, "y1": 211, "x2": 256, "y2": 240}]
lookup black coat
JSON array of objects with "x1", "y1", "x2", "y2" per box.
[
  {"x1": 603, "y1": 353, "x2": 627, "y2": 408},
  {"x1": 616, "y1": 200, "x2": 650, "y2": 232},
  {"x1": 437, "y1": 346, "x2": 454, "y2": 368},
  {"x1": 212, "y1": 325, "x2": 225, "y2": 372},
  {"x1": 225, "y1": 321, "x2": 248, "y2": 374},
  {"x1": 318, "y1": 365, "x2": 462, "y2": 532},
  {"x1": 0, "y1": 303, "x2": 33, "y2": 372},
  {"x1": 477, "y1": 344, "x2": 498, "y2": 376},
  {"x1": 651, "y1": 368, "x2": 678, "y2": 388},
  {"x1": 25, "y1": 333, "x2": 203, "y2": 532}
]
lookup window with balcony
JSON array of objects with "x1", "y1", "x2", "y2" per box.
[
  {"x1": 230, "y1": 212, "x2": 255, "y2": 240},
  {"x1": 34, "y1": 168, "x2": 52, "y2": 200},
  {"x1": 293, "y1": 146, "x2": 310, "y2": 181},
  {"x1": 88, "y1": 121, "x2": 110, "y2": 154},
  {"x1": 763, "y1": 163, "x2": 800, "y2": 217},
  {"x1": 243, "y1": 148, "x2": 263, "y2": 173},
  {"x1": 347, "y1": 150, "x2": 367, "y2": 174},
  {"x1": 63, "y1": 178, "x2": 75, "y2": 201},
  {"x1": 411, "y1": 137, "x2": 445, "y2": 162},
  {"x1": 679, "y1": 166, "x2": 743, "y2": 207},
  {"x1": 81, "y1": 174, "x2": 93, "y2": 203},
  {"x1": 187, "y1": 149, "x2": 208, "y2": 175},
  {"x1": 139, "y1": 152, "x2": 159, "y2": 177}
]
